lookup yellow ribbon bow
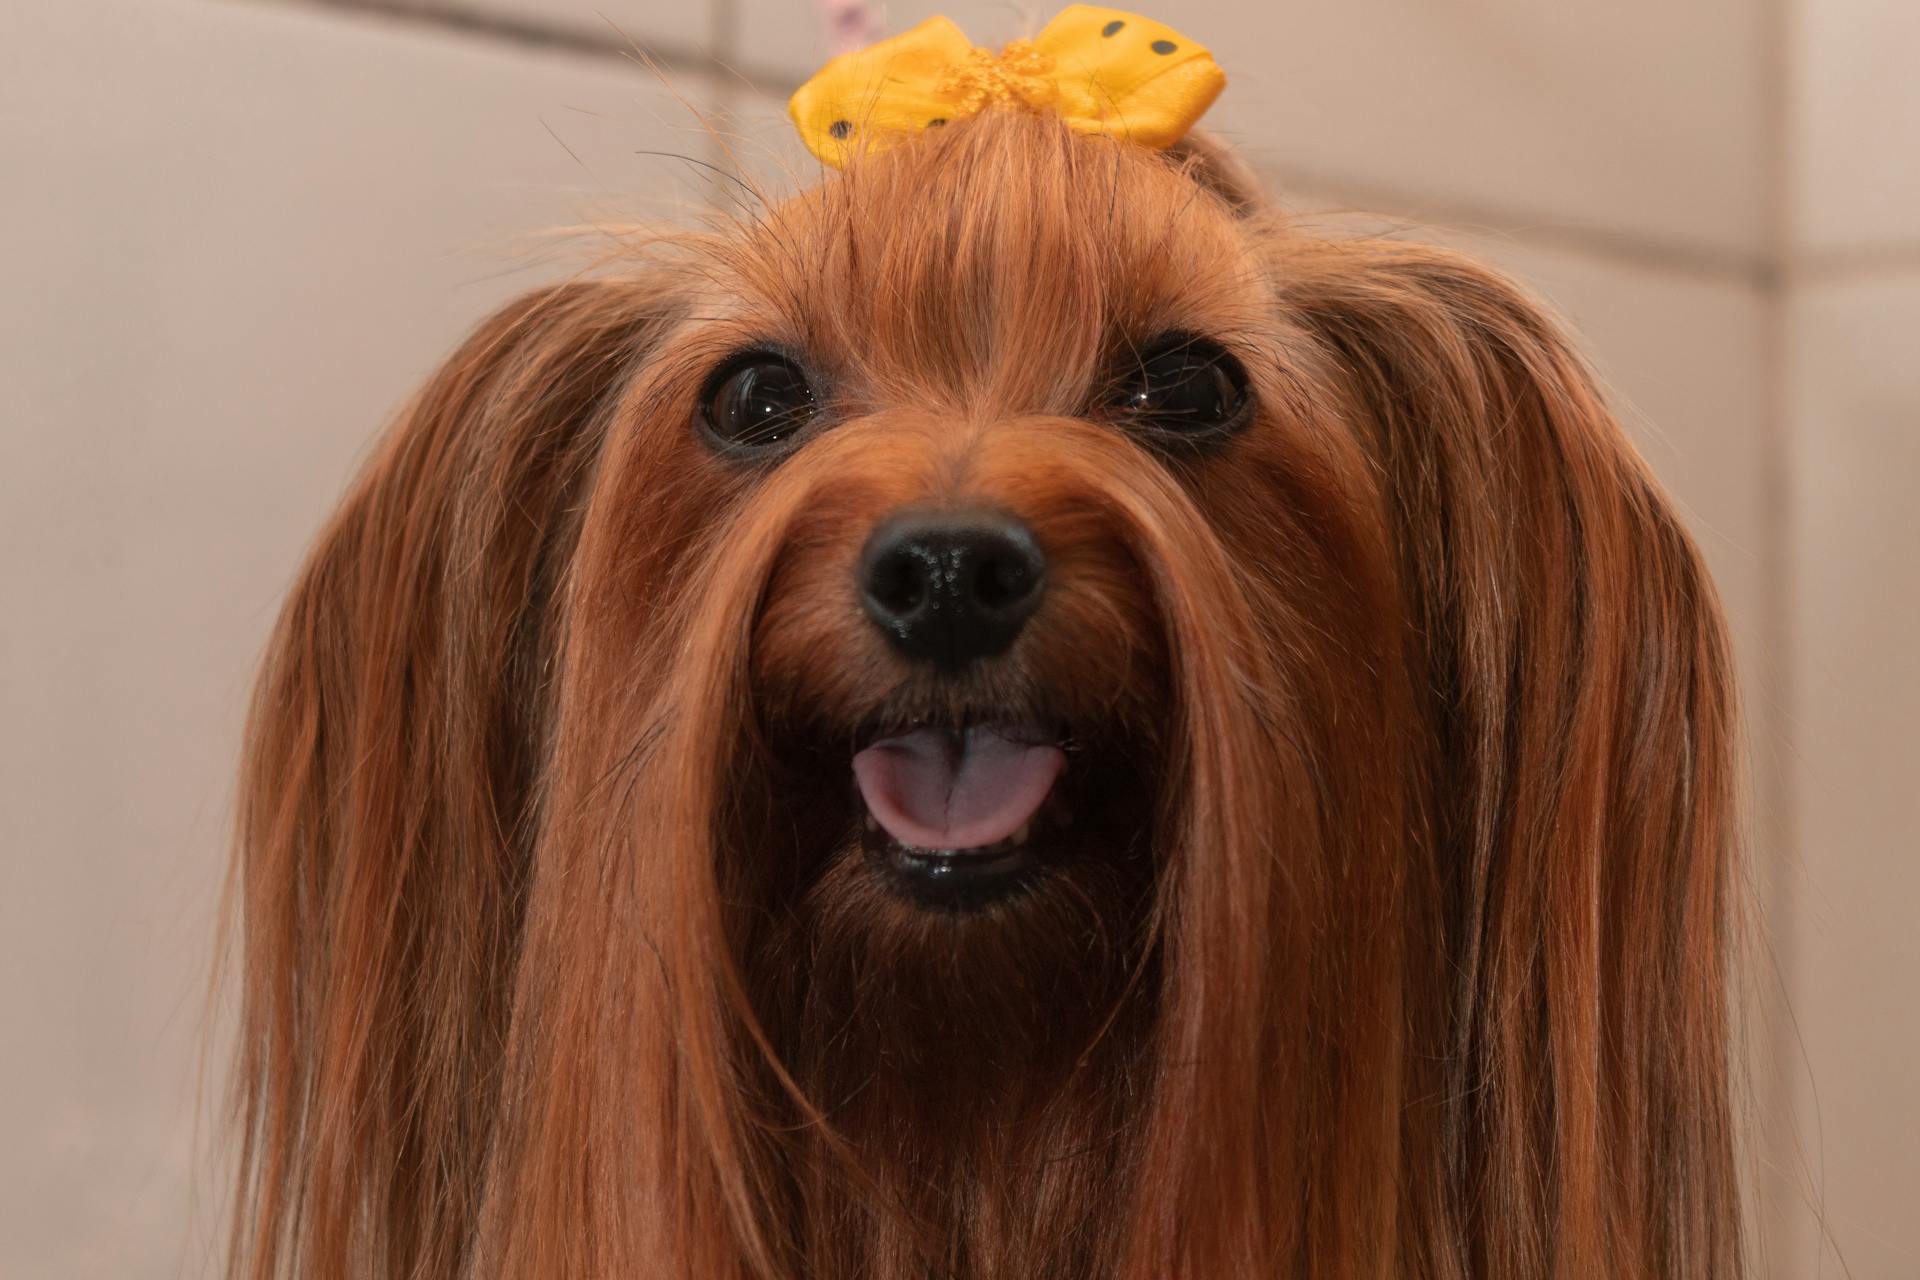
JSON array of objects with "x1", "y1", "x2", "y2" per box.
[{"x1": 788, "y1": 6, "x2": 1226, "y2": 168}]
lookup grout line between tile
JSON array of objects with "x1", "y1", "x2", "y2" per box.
[
  {"x1": 1754, "y1": 0, "x2": 1808, "y2": 1273},
  {"x1": 258, "y1": 0, "x2": 801, "y2": 92},
  {"x1": 1793, "y1": 244, "x2": 1920, "y2": 286},
  {"x1": 1258, "y1": 168, "x2": 1778, "y2": 289},
  {"x1": 264, "y1": 0, "x2": 1853, "y2": 291},
  {"x1": 280, "y1": 0, "x2": 1920, "y2": 287}
]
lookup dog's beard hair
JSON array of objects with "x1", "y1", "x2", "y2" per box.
[
  {"x1": 229, "y1": 112, "x2": 1744, "y2": 1280},
  {"x1": 750, "y1": 831, "x2": 1158, "y2": 1277}
]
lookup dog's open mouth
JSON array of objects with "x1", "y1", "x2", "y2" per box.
[{"x1": 851, "y1": 721, "x2": 1069, "y2": 907}]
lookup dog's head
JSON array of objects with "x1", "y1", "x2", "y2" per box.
[{"x1": 230, "y1": 112, "x2": 1742, "y2": 1279}]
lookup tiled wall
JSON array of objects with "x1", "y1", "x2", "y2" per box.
[
  {"x1": 1, "y1": 4, "x2": 721, "y2": 1273},
  {"x1": 1776, "y1": 4, "x2": 1920, "y2": 1274},
  {"x1": 0, "y1": 0, "x2": 1910, "y2": 1274}
]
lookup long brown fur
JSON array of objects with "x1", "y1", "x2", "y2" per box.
[{"x1": 228, "y1": 111, "x2": 1743, "y2": 1278}]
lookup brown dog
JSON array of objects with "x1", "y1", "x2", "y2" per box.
[{"x1": 228, "y1": 111, "x2": 1743, "y2": 1278}]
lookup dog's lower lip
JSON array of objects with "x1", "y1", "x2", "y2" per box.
[{"x1": 858, "y1": 794, "x2": 1049, "y2": 908}]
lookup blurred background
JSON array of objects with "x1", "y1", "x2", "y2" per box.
[{"x1": 2, "y1": 0, "x2": 1914, "y2": 1274}]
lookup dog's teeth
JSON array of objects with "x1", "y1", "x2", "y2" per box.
[{"x1": 1012, "y1": 822, "x2": 1031, "y2": 846}]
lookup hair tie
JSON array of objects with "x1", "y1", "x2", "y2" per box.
[{"x1": 788, "y1": 5, "x2": 1226, "y2": 169}]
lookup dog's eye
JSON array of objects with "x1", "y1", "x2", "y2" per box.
[
  {"x1": 700, "y1": 352, "x2": 818, "y2": 449},
  {"x1": 1108, "y1": 335, "x2": 1252, "y2": 438}
]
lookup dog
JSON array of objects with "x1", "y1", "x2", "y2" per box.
[{"x1": 226, "y1": 101, "x2": 1744, "y2": 1279}]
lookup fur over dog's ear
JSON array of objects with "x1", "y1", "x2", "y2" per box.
[
  {"x1": 226, "y1": 276, "x2": 675, "y2": 1280},
  {"x1": 1165, "y1": 127, "x2": 1270, "y2": 215},
  {"x1": 1272, "y1": 238, "x2": 1744, "y2": 1277}
]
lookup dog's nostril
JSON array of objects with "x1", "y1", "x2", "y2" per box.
[
  {"x1": 858, "y1": 511, "x2": 1046, "y2": 669},
  {"x1": 867, "y1": 548, "x2": 931, "y2": 617},
  {"x1": 973, "y1": 551, "x2": 1035, "y2": 613}
]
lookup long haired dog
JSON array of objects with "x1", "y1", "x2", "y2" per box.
[{"x1": 229, "y1": 111, "x2": 1743, "y2": 1278}]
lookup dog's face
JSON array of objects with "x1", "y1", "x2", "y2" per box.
[
  {"x1": 738, "y1": 135, "x2": 1257, "y2": 925},
  {"x1": 568, "y1": 116, "x2": 1390, "y2": 1096},
  {"x1": 232, "y1": 111, "x2": 1743, "y2": 1279}
]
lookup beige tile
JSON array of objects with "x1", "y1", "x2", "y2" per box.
[
  {"x1": 0, "y1": 1, "x2": 719, "y2": 1273},
  {"x1": 1792, "y1": 0, "x2": 1920, "y2": 256},
  {"x1": 394, "y1": 0, "x2": 716, "y2": 60},
  {"x1": 1771, "y1": 274, "x2": 1920, "y2": 1279},
  {"x1": 735, "y1": 0, "x2": 1771, "y2": 258}
]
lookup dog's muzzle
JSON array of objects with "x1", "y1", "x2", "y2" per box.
[{"x1": 850, "y1": 507, "x2": 1062, "y2": 907}]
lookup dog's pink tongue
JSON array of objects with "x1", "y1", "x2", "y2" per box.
[{"x1": 853, "y1": 726, "x2": 1064, "y2": 851}]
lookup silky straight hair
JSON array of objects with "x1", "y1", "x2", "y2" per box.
[{"x1": 228, "y1": 112, "x2": 1743, "y2": 1279}]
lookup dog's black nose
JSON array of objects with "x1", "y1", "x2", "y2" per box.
[{"x1": 858, "y1": 510, "x2": 1046, "y2": 670}]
